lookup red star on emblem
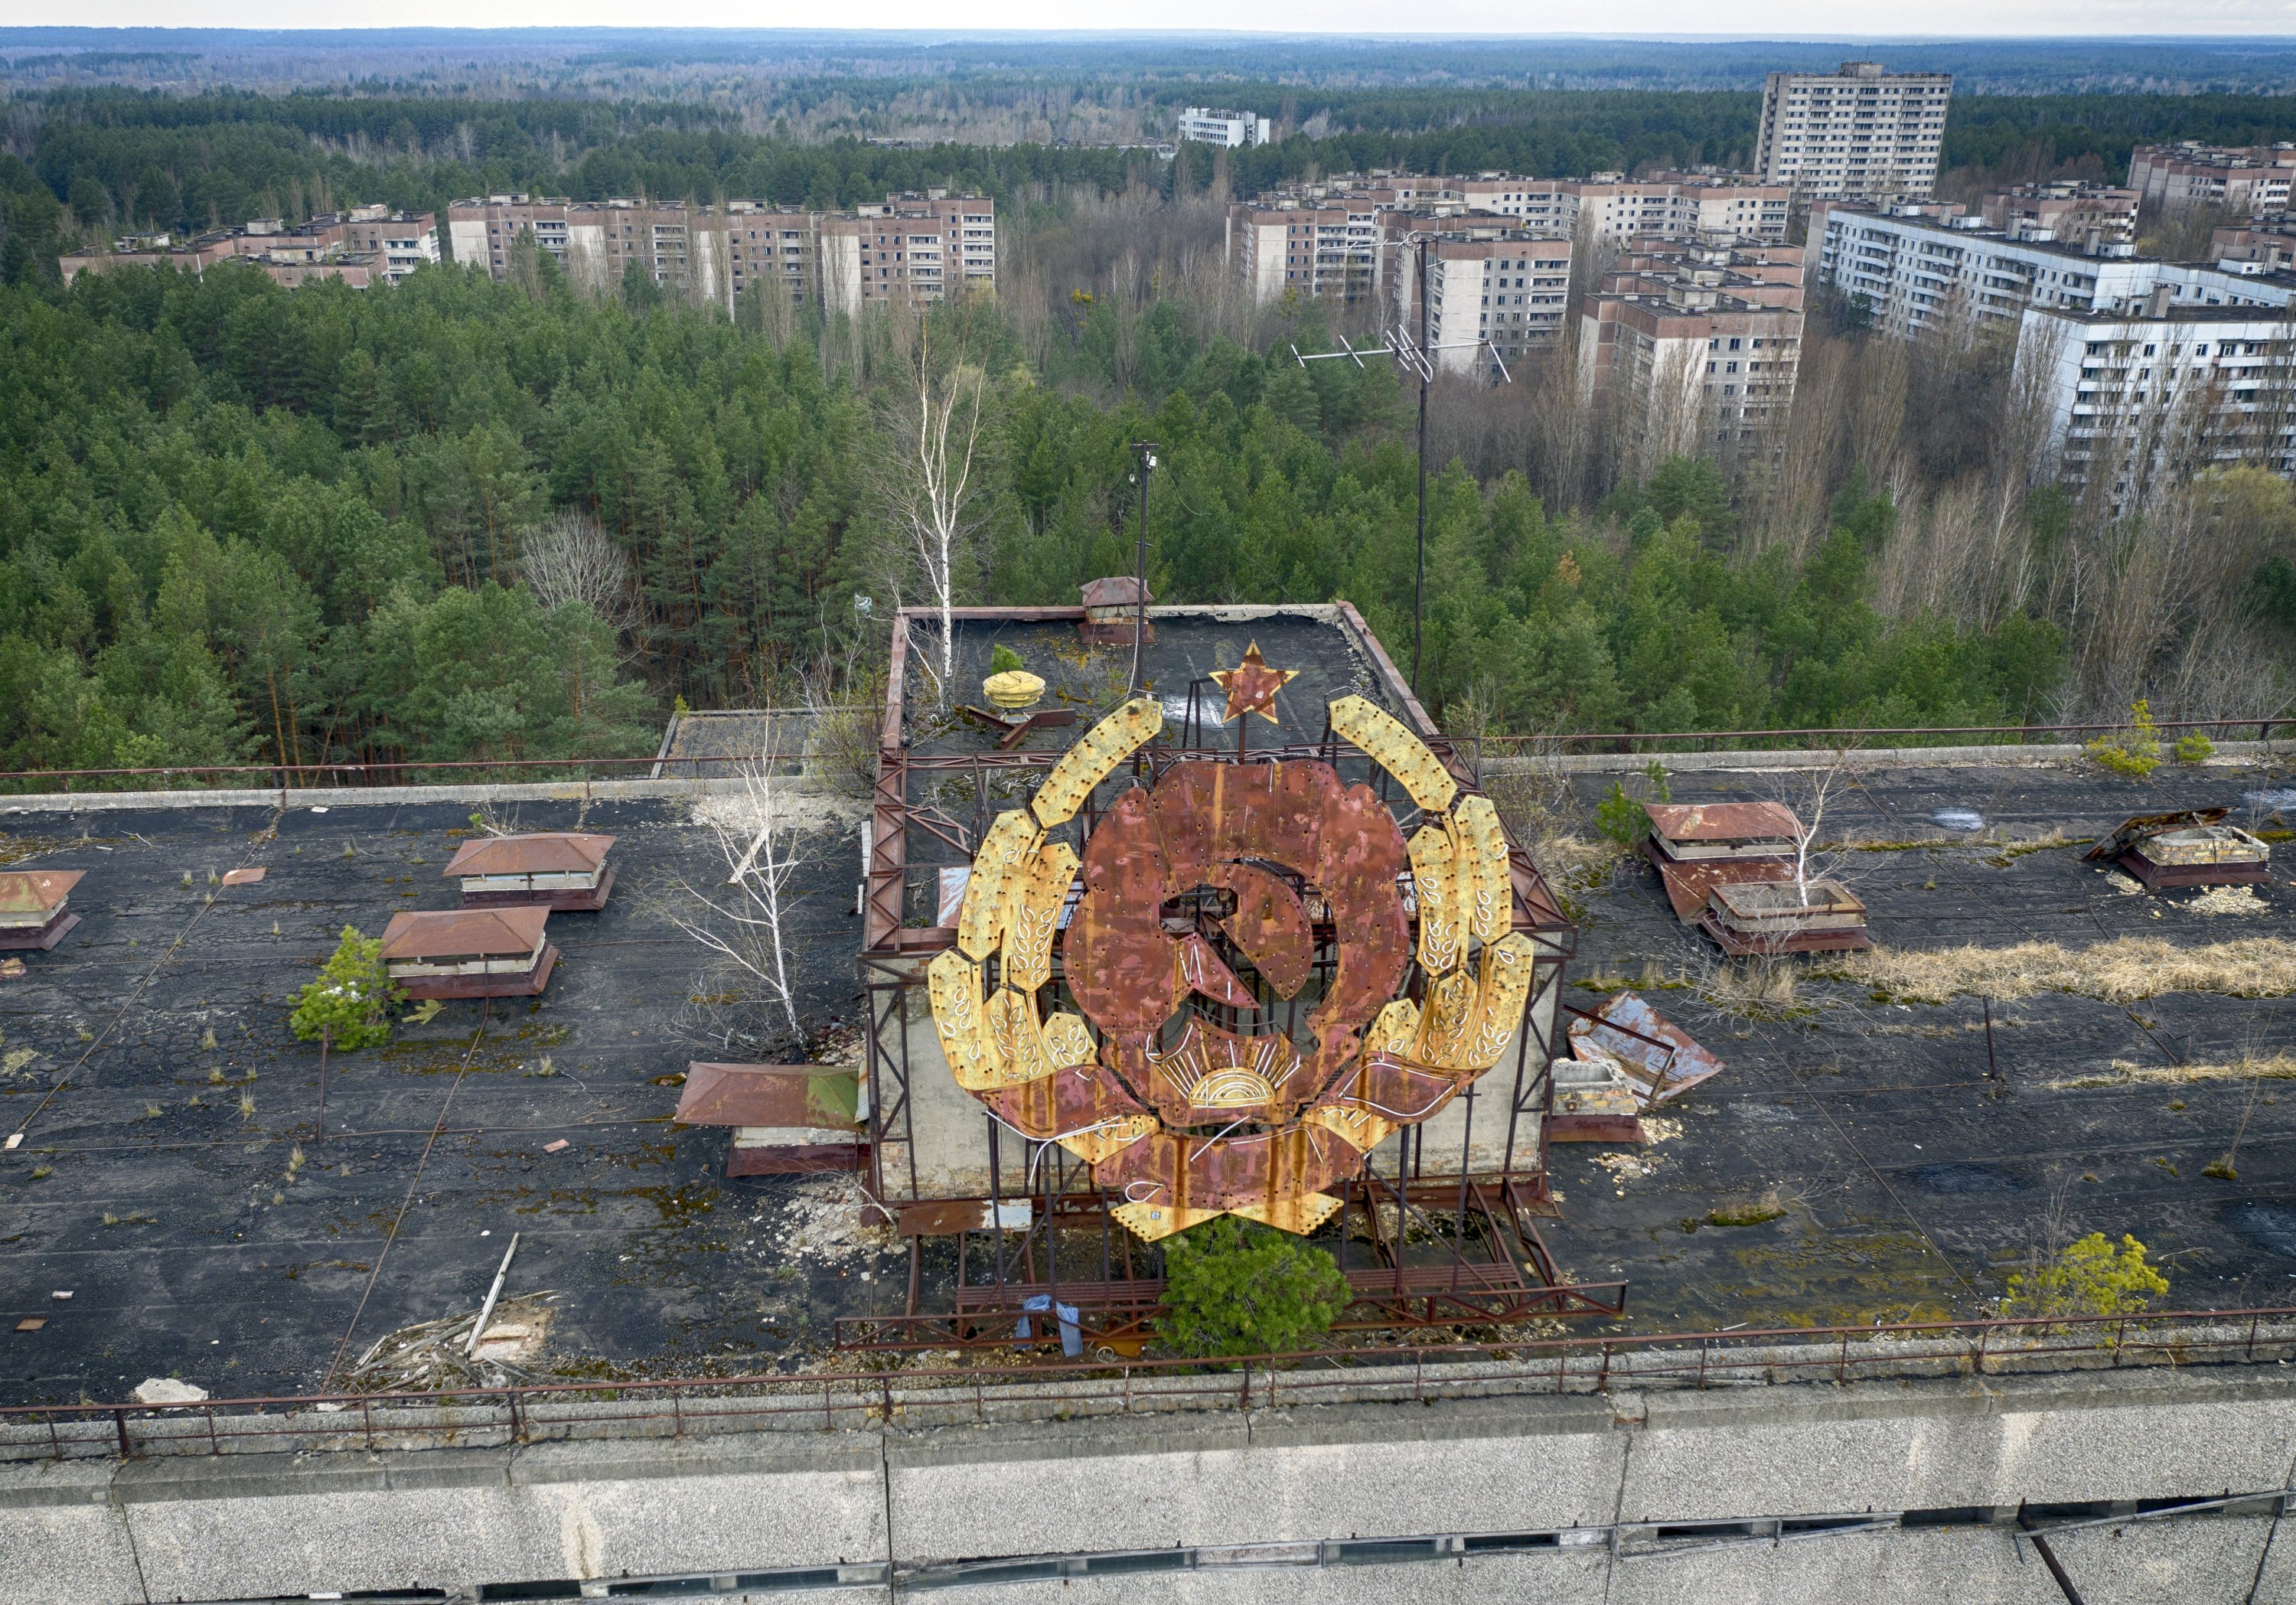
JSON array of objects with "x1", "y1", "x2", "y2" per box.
[{"x1": 1210, "y1": 641, "x2": 1298, "y2": 725}]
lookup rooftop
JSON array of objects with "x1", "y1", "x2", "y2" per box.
[{"x1": 0, "y1": 741, "x2": 2291, "y2": 1402}]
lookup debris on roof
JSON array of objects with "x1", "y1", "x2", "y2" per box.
[
  {"x1": 2086, "y1": 809, "x2": 2269, "y2": 890},
  {"x1": 1566, "y1": 991, "x2": 1726, "y2": 1108}
]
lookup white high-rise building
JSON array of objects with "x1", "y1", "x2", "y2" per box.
[
  {"x1": 1178, "y1": 108, "x2": 1273, "y2": 148},
  {"x1": 1754, "y1": 61, "x2": 1952, "y2": 203}
]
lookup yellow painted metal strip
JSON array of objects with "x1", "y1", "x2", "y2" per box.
[
  {"x1": 1453, "y1": 794, "x2": 1512, "y2": 944},
  {"x1": 1457, "y1": 931, "x2": 1539, "y2": 1072},
  {"x1": 956, "y1": 810, "x2": 1042, "y2": 962},
  {"x1": 1408, "y1": 822, "x2": 1463, "y2": 976},
  {"x1": 925, "y1": 948, "x2": 997, "y2": 1088},
  {"x1": 1329, "y1": 694, "x2": 1456, "y2": 812},
  {"x1": 1001, "y1": 839, "x2": 1077, "y2": 992},
  {"x1": 1029, "y1": 696, "x2": 1163, "y2": 829}
]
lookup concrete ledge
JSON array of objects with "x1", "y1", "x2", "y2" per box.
[
  {"x1": 0, "y1": 774, "x2": 837, "y2": 814},
  {"x1": 1498, "y1": 739, "x2": 2292, "y2": 775},
  {"x1": 17, "y1": 1359, "x2": 2296, "y2": 1604}
]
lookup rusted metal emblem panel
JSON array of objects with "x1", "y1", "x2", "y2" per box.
[{"x1": 925, "y1": 663, "x2": 1544, "y2": 1242}]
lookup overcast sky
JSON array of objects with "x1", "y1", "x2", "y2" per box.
[{"x1": 13, "y1": 5, "x2": 2296, "y2": 34}]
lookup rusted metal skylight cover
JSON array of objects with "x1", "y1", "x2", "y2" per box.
[
  {"x1": 445, "y1": 833, "x2": 615, "y2": 878},
  {"x1": 1644, "y1": 801, "x2": 1800, "y2": 859},
  {"x1": 676, "y1": 1063, "x2": 862, "y2": 1129},
  {"x1": 0, "y1": 871, "x2": 81, "y2": 918},
  {"x1": 380, "y1": 907, "x2": 550, "y2": 961}
]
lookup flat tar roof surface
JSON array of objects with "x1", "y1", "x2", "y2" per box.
[
  {"x1": 4, "y1": 756, "x2": 2295, "y2": 1402},
  {"x1": 1544, "y1": 758, "x2": 2296, "y2": 1334},
  {"x1": 0, "y1": 793, "x2": 880, "y2": 1407}
]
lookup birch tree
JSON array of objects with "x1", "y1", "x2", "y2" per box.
[
  {"x1": 873, "y1": 321, "x2": 989, "y2": 706},
  {"x1": 663, "y1": 749, "x2": 811, "y2": 1046}
]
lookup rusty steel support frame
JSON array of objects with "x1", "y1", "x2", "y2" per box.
[{"x1": 853, "y1": 605, "x2": 1589, "y2": 1353}]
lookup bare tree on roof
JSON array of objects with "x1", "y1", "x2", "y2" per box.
[
  {"x1": 659, "y1": 745, "x2": 810, "y2": 1047},
  {"x1": 1761, "y1": 744, "x2": 1861, "y2": 908}
]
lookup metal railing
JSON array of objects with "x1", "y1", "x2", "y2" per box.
[
  {"x1": 1476, "y1": 716, "x2": 2294, "y2": 757},
  {"x1": 2, "y1": 717, "x2": 2285, "y2": 794},
  {"x1": 6, "y1": 1306, "x2": 2290, "y2": 1466}
]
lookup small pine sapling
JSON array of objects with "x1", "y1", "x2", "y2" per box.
[
  {"x1": 290, "y1": 927, "x2": 401, "y2": 1053},
  {"x1": 989, "y1": 642, "x2": 1026, "y2": 676},
  {"x1": 1153, "y1": 1215, "x2": 1351, "y2": 1359},
  {"x1": 2174, "y1": 730, "x2": 2215, "y2": 764}
]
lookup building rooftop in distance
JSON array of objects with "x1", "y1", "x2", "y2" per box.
[{"x1": 0, "y1": 736, "x2": 2291, "y2": 1401}]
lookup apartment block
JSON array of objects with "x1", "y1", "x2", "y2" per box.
[
  {"x1": 2021, "y1": 304, "x2": 2296, "y2": 491},
  {"x1": 1385, "y1": 225, "x2": 1574, "y2": 372},
  {"x1": 60, "y1": 206, "x2": 438, "y2": 291},
  {"x1": 1225, "y1": 171, "x2": 1789, "y2": 308},
  {"x1": 1178, "y1": 107, "x2": 1273, "y2": 148},
  {"x1": 1578, "y1": 237, "x2": 1805, "y2": 471},
  {"x1": 1978, "y1": 181, "x2": 2140, "y2": 246},
  {"x1": 1225, "y1": 199, "x2": 1386, "y2": 305},
  {"x1": 1808, "y1": 201, "x2": 2296, "y2": 341},
  {"x1": 2211, "y1": 219, "x2": 2296, "y2": 272},
  {"x1": 446, "y1": 191, "x2": 994, "y2": 315},
  {"x1": 819, "y1": 194, "x2": 998, "y2": 315},
  {"x1": 2128, "y1": 143, "x2": 2296, "y2": 215},
  {"x1": 1753, "y1": 60, "x2": 1952, "y2": 202}
]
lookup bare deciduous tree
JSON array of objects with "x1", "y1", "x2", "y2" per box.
[
  {"x1": 872, "y1": 320, "x2": 989, "y2": 706},
  {"x1": 661, "y1": 751, "x2": 812, "y2": 1047},
  {"x1": 521, "y1": 509, "x2": 638, "y2": 638}
]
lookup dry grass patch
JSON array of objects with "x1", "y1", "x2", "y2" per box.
[
  {"x1": 2045, "y1": 1053, "x2": 2296, "y2": 1091},
  {"x1": 1818, "y1": 936, "x2": 2296, "y2": 1003},
  {"x1": 1529, "y1": 831, "x2": 1627, "y2": 892}
]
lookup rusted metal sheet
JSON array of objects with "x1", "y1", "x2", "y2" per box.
[
  {"x1": 1548, "y1": 1114, "x2": 1647, "y2": 1144},
  {"x1": 1175, "y1": 933, "x2": 1255, "y2": 1008},
  {"x1": 1651, "y1": 853, "x2": 1790, "y2": 922},
  {"x1": 1149, "y1": 760, "x2": 1335, "y2": 887},
  {"x1": 1307, "y1": 780, "x2": 1411, "y2": 1067},
  {"x1": 1643, "y1": 801, "x2": 1801, "y2": 849},
  {"x1": 442, "y1": 833, "x2": 614, "y2": 879},
  {"x1": 379, "y1": 906, "x2": 547, "y2": 962},
  {"x1": 676, "y1": 1063, "x2": 861, "y2": 1128},
  {"x1": 1065, "y1": 787, "x2": 1179, "y2": 1038},
  {"x1": 981, "y1": 1063, "x2": 1156, "y2": 1165},
  {"x1": 1208, "y1": 863, "x2": 1312, "y2": 998},
  {"x1": 1566, "y1": 992, "x2": 1724, "y2": 1107}
]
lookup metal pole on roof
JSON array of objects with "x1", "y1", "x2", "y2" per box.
[
  {"x1": 1412, "y1": 235, "x2": 1430, "y2": 700},
  {"x1": 1128, "y1": 442, "x2": 1158, "y2": 694}
]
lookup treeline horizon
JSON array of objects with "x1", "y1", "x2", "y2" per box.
[{"x1": 15, "y1": 87, "x2": 2296, "y2": 266}]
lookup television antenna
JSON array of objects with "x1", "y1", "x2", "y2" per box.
[{"x1": 1291, "y1": 234, "x2": 1518, "y2": 700}]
